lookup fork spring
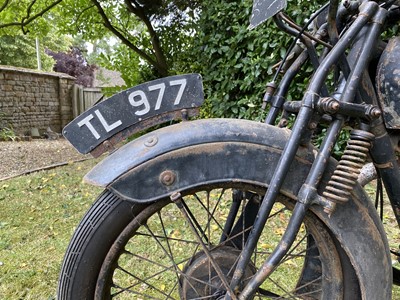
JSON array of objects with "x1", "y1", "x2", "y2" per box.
[{"x1": 323, "y1": 129, "x2": 375, "y2": 204}]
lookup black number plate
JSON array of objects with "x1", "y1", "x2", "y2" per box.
[
  {"x1": 63, "y1": 73, "x2": 204, "y2": 154},
  {"x1": 249, "y1": 0, "x2": 286, "y2": 29}
]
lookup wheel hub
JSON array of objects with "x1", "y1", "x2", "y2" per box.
[{"x1": 180, "y1": 246, "x2": 256, "y2": 299}]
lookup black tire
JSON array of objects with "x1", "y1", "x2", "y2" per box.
[
  {"x1": 58, "y1": 184, "x2": 361, "y2": 299},
  {"x1": 57, "y1": 191, "x2": 147, "y2": 299}
]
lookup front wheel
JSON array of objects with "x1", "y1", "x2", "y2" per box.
[{"x1": 58, "y1": 184, "x2": 361, "y2": 299}]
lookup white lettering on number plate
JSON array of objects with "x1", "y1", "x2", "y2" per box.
[{"x1": 78, "y1": 78, "x2": 188, "y2": 140}]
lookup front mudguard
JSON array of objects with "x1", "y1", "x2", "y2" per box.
[{"x1": 85, "y1": 118, "x2": 391, "y2": 299}]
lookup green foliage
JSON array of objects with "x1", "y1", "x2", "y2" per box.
[
  {"x1": 0, "y1": 1, "x2": 72, "y2": 71},
  {"x1": 195, "y1": 1, "x2": 272, "y2": 119},
  {"x1": 0, "y1": 112, "x2": 16, "y2": 141},
  {"x1": 0, "y1": 127, "x2": 17, "y2": 141},
  {"x1": 0, "y1": 34, "x2": 71, "y2": 71},
  {"x1": 195, "y1": 0, "x2": 326, "y2": 120},
  {"x1": 96, "y1": 43, "x2": 143, "y2": 88},
  {"x1": 0, "y1": 0, "x2": 63, "y2": 37},
  {"x1": 56, "y1": 0, "x2": 200, "y2": 80},
  {"x1": 313, "y1": 126, "x2": 352, "y2": 159}
]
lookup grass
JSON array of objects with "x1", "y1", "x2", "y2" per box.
[
  {"x1": 1, "y1": 159, "x2": 400, "y2": 299},
  {"x1": 0, "y1": 159, "x2": 101, "y2": 299},
  {"x1": 364, "y1": 182, "x2": 400, "y2": 299}
]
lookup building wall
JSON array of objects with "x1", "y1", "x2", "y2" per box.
[{"x1": 0, "y1": 66, "x2": 75, "y2": 135}]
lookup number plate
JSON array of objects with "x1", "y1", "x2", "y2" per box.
[
  {"x1": 63, "y1": 74, "x2": 204, "y2": 154},
  {"x1": 249, "y1": 0, "x2": 287, "y2": 29}
]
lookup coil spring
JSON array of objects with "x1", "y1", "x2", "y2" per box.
[{"x1": 323, "y1": 129, "x2": 374, "y2": 205}]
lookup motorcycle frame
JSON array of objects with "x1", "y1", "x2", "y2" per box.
[
  {"x1": 226, "y1": 0, "x2": 400, "y2": 297},
  {"x1": 62, "y1": 0, "x2": 400, "y2": 298}
]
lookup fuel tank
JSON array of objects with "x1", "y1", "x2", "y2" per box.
[{"x1": 376, "y1": 37, "x2": 400, "y2": 129}]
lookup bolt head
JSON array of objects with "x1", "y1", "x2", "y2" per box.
[
  {"x1": 144, "y1": 136, "x2": 158, "y2": 147},
  {"x1": 160, "y1": 170, "x2": 176, "y2": 186},
  {"x1": 371, "y1": 108, "x2": 381, "y2": 118}
]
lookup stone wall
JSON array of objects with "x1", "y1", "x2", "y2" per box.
[{"x1": 0, "y1": 66, "x2": 76, "y2": 135}]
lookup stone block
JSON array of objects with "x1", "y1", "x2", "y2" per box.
[
  {"x1": 4, "y1": 73, "x2": 18, "y2": 80},
  {"x1": 3, "y1": 85, "x2": 13, "y2": 91}
]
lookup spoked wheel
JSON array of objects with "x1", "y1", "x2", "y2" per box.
[{"x1": 94, "y1": 185, "x2": 351, "y2": 299}]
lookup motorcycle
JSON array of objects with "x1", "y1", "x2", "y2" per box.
[{"x1": 57, "y1": 0, "x2": 400, "y2": 298}]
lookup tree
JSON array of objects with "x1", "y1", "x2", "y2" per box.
[
  {"x1": 46, "y1": 47, "x2": 97, "y2": 86},
  {"x1": 0, "y1": 0, "x2": 201, "y2": 89},
  {"x1": 0, "y1": 0, "x2": 200, "y2": 80},
  {"x1": 194, "y1": 0, "x2": 326, "y2": 120},
  {"x1": 71, "y1": 35, "x2": 142, "y2": 88},
  {"x1": 194, "y1": 0, "x2": 280, "y2": 120},
  {"x1": 0, "y1": 0, "x2": 72, "y2": 71},
  {"x1": 0, "y1": 33, "x2": 71, "y2": 71},
  {"x1": 56, "y1": 0, "x2": 200, "y2": 78},
  {"x1": 95, "y1": 42, "x2": 141, "y2": 88},
  {"x1": 0, "y1": 0, "x2": 62, "y2": 35},
  {"x1": 0, "y1": 0, "x2": 326, "y2": 122}
]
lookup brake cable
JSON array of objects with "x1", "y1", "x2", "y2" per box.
[{"x1": 272, "y1": 1, "x2": 330, "y2": 82}]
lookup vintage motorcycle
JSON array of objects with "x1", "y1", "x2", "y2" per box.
[{"x1": 57, "y1": 0, "x2": 400, "y2": 298}]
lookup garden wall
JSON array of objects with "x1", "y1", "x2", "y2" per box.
[{"x1": 0, "y1": 65, "x2": 76, "y2": 135}]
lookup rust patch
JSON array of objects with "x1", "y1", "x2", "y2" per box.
[{"x1": 90, "y1": 108, "x2": 200, "y2": 157}]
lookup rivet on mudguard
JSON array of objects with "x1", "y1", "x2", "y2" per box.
[
  {"x1": 160, "y1": 170, "x2": 176, "y2": 186},
  {"x1": 144, "y1": 136, "x2": 158, "y2": 147}
]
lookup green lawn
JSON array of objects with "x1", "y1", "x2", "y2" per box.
[
  {"x1": 1, "y1": 159, "x2": 400, "y2": 299},
  {"x1": 0, "y1": 159, "x2": 101, "y2": 299}
]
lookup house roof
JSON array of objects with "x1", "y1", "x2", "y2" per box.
[{"x1": 93, "y1": 68, "x2": 126, "y2": 88}]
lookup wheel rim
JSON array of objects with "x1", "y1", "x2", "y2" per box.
[{"x1": 95, "y1": 186, "x2": 343, "y2": 299}]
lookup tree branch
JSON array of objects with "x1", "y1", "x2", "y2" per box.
[
  {"x1": 21, "y1": 0, "x2": 38, "y2": 33},
  {"x1": 74, "y1": 4, "x2": 95, "y2": 32},
  {"x1": 124, "y1": 0, "x2": 168, "y2": 76},
  {"x1": 0, "y1": 0, "x2": 11, "y2": 14},
  {"x1": 91, "y1": 0, "x2": 168, "y2": 76},
  {"x1": 124, "y1": 0, "x2": 138, "y2": 14},
  {"x1": 0, "y1": 0, "x2": 63, "y2": 30},
  {"x1": 26, "y1": 0, "x2": 38, "y2": 17}
]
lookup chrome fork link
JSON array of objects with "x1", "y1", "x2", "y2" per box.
[{"x1": 323, "y1": 129, "x2": 375, "y2": 214}]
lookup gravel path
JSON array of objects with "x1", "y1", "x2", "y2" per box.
[{"x1": 0, "y1": 139, "x2": 90, "y2": 180}]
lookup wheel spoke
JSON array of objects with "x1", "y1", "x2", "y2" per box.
[
  {"x1": 113, "y1": 265, "x2": 175, "y2": 299},
  {"x1": 114, "y1": 252, "x2": 217, "y2": 298},
  {"x1": 94, "y1": 187, "x2": 346, "y2": 299},
  {"x1": 220, "y1": 189, "x2": 241, "y2": 243},
  {"x1": 181, "y1": 198, "x2": 210, "y2": 244},
  {"x1": 265, "y1": 275, "x2": 297, "y2": 299},
  {"x1": 280, "y1": 233, "x2": 308, "y2": 264},
  {"x1": 135, "y1": 231, "x2": 199, "y2": 245},
  {"x1": 111, "y1": 286, "x2": 161, "y2": 300},
  {"x1": 193, "y1": 190, "x2": 227, "y2": 241},
  {"x1": 123, "y1": 234, "x2": 214, "y2": 298},
  {"x1": 172, "y1": 193, "x2": 237, "y2": 298},
  {"x1": 267, "y1": 276, "x2": 323, "y2": 299},
  {"x1": 157, "y1": 211, "x2": 181, "y2": 283}
]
